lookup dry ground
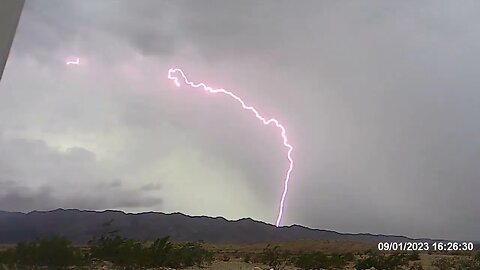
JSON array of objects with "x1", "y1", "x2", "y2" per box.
[
  {"x1": 204, "y1": 239, "x2": 378, "y2": 254},
  {"x1": 1, "y1": 240, "x2": 477, "y2": 269},
  {"x1": 182, "y1": 255, "x2": 474, "y2": 270},
  {"x1": 199, "y1": 240, "x2": 477, "y2": 270}
]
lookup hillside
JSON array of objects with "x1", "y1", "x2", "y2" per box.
[{"x1": 0, "y1": 209, "x2": 432, "y2": 244}]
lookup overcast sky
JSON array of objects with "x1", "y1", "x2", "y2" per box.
[{"x1": 0, "y1": 0, "x2": 479, "y2": 241}]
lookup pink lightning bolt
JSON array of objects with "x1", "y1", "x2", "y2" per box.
[
  {"x1": 66, "y1": 57, "x2": 80, "y2": 65},
  {"x1": 167, "y1": 68, "x2": 294, "y2": 227}
]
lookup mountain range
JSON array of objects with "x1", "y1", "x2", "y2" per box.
[{"x1": 0, "y1": 209, "x2": 435, "y2": 244}]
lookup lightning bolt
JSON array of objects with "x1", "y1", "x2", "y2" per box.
[
  {"x1": 66, "y1": 57, "x2": 80, "y2": 65},
  {"x1": 167, "y1": 68, "x2": 294, "y2": 227}
]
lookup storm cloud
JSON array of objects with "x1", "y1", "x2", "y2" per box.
[{"x1": 0, "y1": 0, "x2": 479, "y2": 240}]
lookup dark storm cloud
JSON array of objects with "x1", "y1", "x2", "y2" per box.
[
  {"x1": 0, "y1": 180, "x2": 162, "y2": 212},
  {"x1": 0, "y1": 180, "x2": 54, "y2": 211},
  {"x1": 0, "y1": 133, "x2": 162, "y2": 212},
  {"x1": 1, "y1": 0, "x2": 480, "y2": 240},
  {"x1": 0, "y1": 134, "x2": 96, "y2": 183},
  {"x1": 14, "y1": 0, "x2": 176, "y2": 61}
]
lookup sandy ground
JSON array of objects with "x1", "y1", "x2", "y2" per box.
[
  {"x1": 182, "y1": 254, "x2": 475, "y2": 270},
  {"x1": 2, "y1": 240, "x2": 477, "y2": 269},
  {"x1": 187, "y1": 261, "x2": 272, "y2": 270}
]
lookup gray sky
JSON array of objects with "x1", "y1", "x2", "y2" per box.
[{"x1": 0, "y1": 0, "x2": 479, "y2": 241}]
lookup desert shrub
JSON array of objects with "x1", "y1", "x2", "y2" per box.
[
  {"x1": 409, "y1": 262, "x2": 424, "y2": 270},
  {"x1": 432, "y1": 255, "x2": 480, "y2": 270},
  {"x1": 432, "y1": 254, "x2": 480, "y2": 270},
  {"x1": 331, "y1": 252, "x2": 355, "y2": 268},
  {"x1": 409, "y1": 251, "x2": 421, "y2": 261},
  {"x1": 295, "y1": 252, "x2": 352, "y2": 269},
  {"x1": 295, "y1": 251, "x2": 329, "y2": 269},
  {"x1": 244, "y1": 253, "x2": 252, "y2": 263},
  {"x1": 474, "y1": 251, "x2": 480, "y2": 263},
  {"x1": 222, "y1": 254, "x2": 230, "y2": 261},
  {"x1": 89, "y1": 233, "x2": 212, "y2": 268},
  {"x1": 456, "y1": 257, "x2": 480, "y2": 269},
  {"x1": 355, "y1": 252, "x2": 408, "y2": 270},
  {"x1": 0, "y1": 249, "x2": 16, "y2": 266},
  {"x1": 148, "y1": 236, "x2": 174, "y2": 266},
  {"x1": 342, "y1": 252, "x2": 355, "y2": 261},
  {"x1": 259, "y1": 245, "x2": 289, "y2": 270},
  {"x1": 0, "y1": 236, "x2": 85, "y2": 267},
  {"x1": 431, "y1": 257, "x2": 457, "y2": 270},
  {"x1": 1, "y1": 233, "x2": 213, "y2": 269},
  {"x1": 164, "y1": 241, "x2": 213, "y2": 268},
  {"x1": 89, "y1": 233, "x2": 148, "y2": 266},
  {"x1": 36, "y1": 236, "x2": 85, "y2": 267}
]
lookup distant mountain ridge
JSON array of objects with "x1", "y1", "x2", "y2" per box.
[{"x1": 0, "y1": 208, "x2": 436, "y2": 244}]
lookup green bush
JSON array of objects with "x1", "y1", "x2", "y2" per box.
[
  {"x1": 431, "y1": 256, "x2": 480, "y2": 270},
  {"x1": 89, "y1": 233, "x2": 148, "y2": 266},
  {"x1": 0, "y1": 234, "x2": 213, "y2": 269},
  {"x1": 244, "y1": 253, "x2": 252, "y2": 263},
  {"x1": 295, "y1": 251, "x2": 329, "y2": 269},
  {"x1": 0, "y1": 236, "x2": 85, "y2": 267},
  {"x1": 258, "y1": 245, "x2": 289, "y2": 270},
  {"x1": 36, "y1": 237, "x2": 85, "y2": 266},
  {"x1": 474, "y1": 251, "x2": 480, "y2": 263},
  {"x1": 431, "y1": 257, "x2": 456, "y2": 270},
  {"x1": 89, "y1": 233, "x2": 213, "y2": 268},
  {"x1": 355, "y1": 252, "x2": 408, "y2": 270},
  {"x1": 168, "y1": 242, "x2": 214, "y2": 268},
  {"x1": 409, "y1": 251, "x2": 421, "y2": 261},
  {"x1": 295, "y1": 252, "x2": 352, "y2": 269},
  {"x1": 0, "y1": 249, "x2": 16, "y2": 265},
  {"x1": 409, "y1": 262, "x2": 424, "y2": 270},
  {"x1": 149, "y1": 236, "x2": 174, "y2": 266}
]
